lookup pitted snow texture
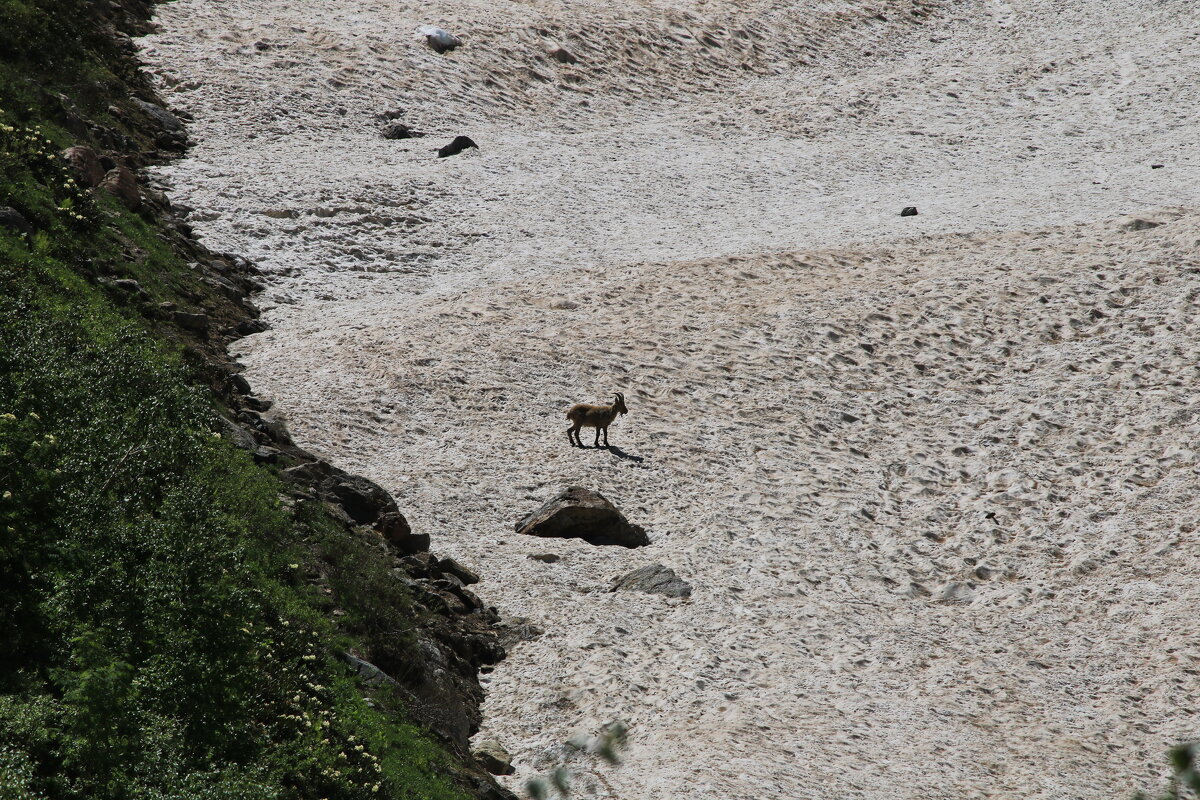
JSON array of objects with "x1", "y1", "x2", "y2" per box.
[{"x1": 141, "y1": 1, "x2": 1200, "y2": 798}]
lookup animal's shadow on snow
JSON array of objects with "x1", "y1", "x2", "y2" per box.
[{"x1": 605, "y1": 445, "x2": 644, "y2": 463}]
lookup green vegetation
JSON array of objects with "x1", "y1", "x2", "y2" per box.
[
  {"x1": 524, "y1": 723, "x2": 627, "y2": 800},
  {"x1": 1139, "y1": 744, "x2": 1200, "y2": 800},
  {"x1": 0, "y1": 2, "x2": 479, "y2": 799}
]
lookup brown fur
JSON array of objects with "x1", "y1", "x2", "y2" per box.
[{"x1": 566, "y1": 392, "x2": 628, "y2": 448}]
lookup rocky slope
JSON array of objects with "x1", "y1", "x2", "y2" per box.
[{"x1": 0, "y1": 1, "x2": 511, "y2": 796}]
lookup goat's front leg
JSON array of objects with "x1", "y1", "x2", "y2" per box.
[
  {"x1": 602, "y1": 426, "x2": 610, "y2": 447},
  {"x1": 594, "y1": 427, "x2": 602, "y2": 448}
]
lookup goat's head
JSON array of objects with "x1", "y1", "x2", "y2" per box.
[{"x1": 613, "y1": 392, "x2": 627, "y2": 415}]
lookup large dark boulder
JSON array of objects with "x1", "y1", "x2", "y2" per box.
[
  {"x1": 279, "y1": 462, "x2": 399, "y2": 526},
  {"x1": 515, "y1": 487, "x2": 648, "y2": 547},
  {"x1": 378, "y1": 510, "x2": 429, "y2": 554},
  {"x1": 326, "y1": 473, "x2": 398, "y2": 525},
  {"x1": 131, "y1": 97, "x2": 185, "y2": 133}
]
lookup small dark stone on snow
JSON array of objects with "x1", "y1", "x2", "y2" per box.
[
  {"x1": 382, "y1": 122, "x2": 422, "y2": 139},
  {"x1": 1151, "y1": 164, "x2": 1165, "y2": 169},
  {"x1": 528, "y1": 553, "x2": 561, "y2": 563},
  {"x1": 438, "y1": 135, "x2": 478, "y2": 158},
  {"x1": 610, "y1": 564, "x2": 693, "y2": 598},
  {"x1": 548, "y1": 45, "x2": 578, "y2": 64},
  {"x1": 900, "y1": 206, "x2": 919, "y2": 217},
  {"x1": 1121, "y1": 217, "x2": 1164, "y2": 232}
]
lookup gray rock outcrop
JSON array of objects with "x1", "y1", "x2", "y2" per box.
[{"x1": 472, "y1": 739, "x2": 514, "y2": 775}]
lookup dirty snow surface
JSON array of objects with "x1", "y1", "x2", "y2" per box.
[{"x1": 141, "y1": 0, "x2": 1200, "y2": 797}]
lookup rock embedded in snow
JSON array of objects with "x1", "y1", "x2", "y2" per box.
[
  {"x1": 901, "y1": 206, "x2": 919, "y2": 216},
  {"x1": 610, "y1": 564, "x2": 693, "y2": 598},
  {"x1": 1118, "y1": 215, "x2": 1164, "y2": 232},
  {"x1": 494, "y1": 615, "x2": 544, "y2": 650},
  {"x1": 437, "y1": 135, "x2": 478, "y2": 158},
  {"x1": 937, "y1": 582, "x2": 975, "y2": 604},
  {"x1": 418, "y1": 25, "x2": 462, "y2": 54},
  {"x1": 542, "y1": 39, "x2": 578, "y2": 64},
  {"x1": 515, "y1": 487, "x2": 649, "y2": 548},
  {"x1": 381, "y1": 121, "x2": 421, "y2": 140}
]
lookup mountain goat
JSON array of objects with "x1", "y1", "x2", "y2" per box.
[{"x1": 566, "y1": 392, "x2": 628, "y2": 448}]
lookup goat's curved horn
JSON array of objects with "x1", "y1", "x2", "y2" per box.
[{"x1": 615, "y1": 392, "x2": 624, "y2": 402}]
